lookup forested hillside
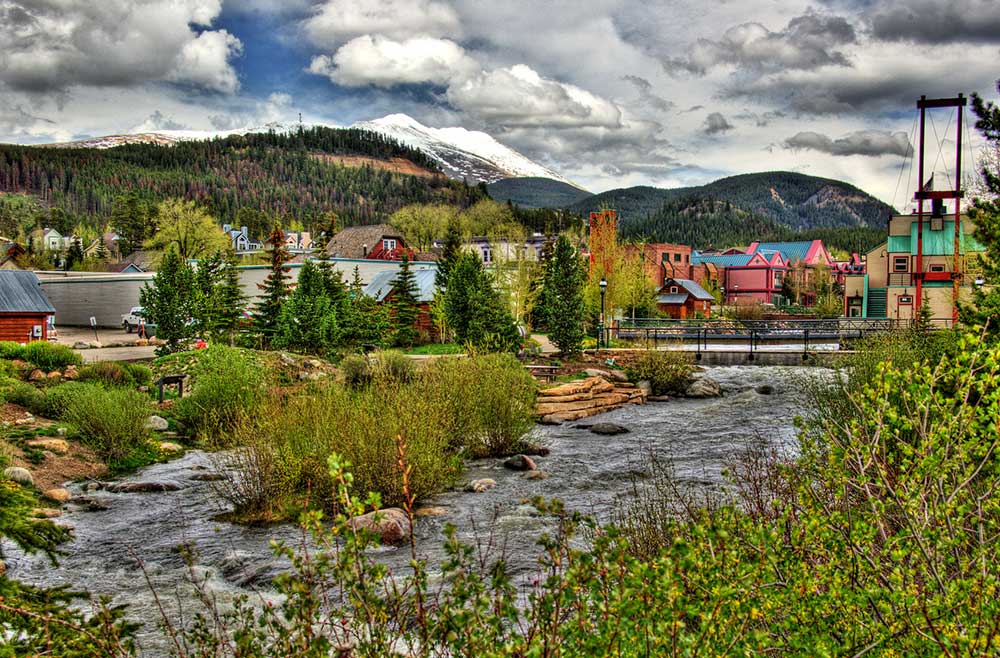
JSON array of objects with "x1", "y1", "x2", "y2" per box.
[
  {"x1": 0, "y1": 127, "x2": 485, "y2": 236},
  {"x1": 486, "y1": 177, "x2": 591, "y2": 208}
]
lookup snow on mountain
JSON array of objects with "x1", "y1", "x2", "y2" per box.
[
  {"x1": 39, "y1": 114, "x2": 578, "y2": 188},
  {"x1": 352, "y1": 114, "x2": 577, "y2": 187}
]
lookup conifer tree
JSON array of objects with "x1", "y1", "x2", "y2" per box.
[
  {"x1": 444, "y1": 252, "x2": 520, "y2": 352},
  {"x1": 64, "y1": 237, "x2": 84, "y2": 271},
  {"x1": 275, "y1": 260, "x2": 339, "y2": 352},
  {"x1": 435, "y1": 219, "x2": 463, "y2": 290},
  {"x1": 254, "y1": 224, "x2": 291, "y2": 346},
  {"x1": 391, "y1": 254, "x2": 421, "y2": 347},
  {"x1": 542, "y1": 235, "x2": 586, "y2": 355},
  {"x1": 139, "y1": 246, "x2": 194, "y2": 354}
]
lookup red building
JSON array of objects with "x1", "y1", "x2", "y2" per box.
[
  {"x1": 0, "y1": 271, "x2": 56, "y2": 342},
  {"x1": 362, "y1": 267, "x2": 438, "y2": 339},
  {"x1": 325, "y1": 224, "x2": 414, "y2": 261},
  {"x1": 656, "y1": 277, "x2": 715, "y2": 319}
]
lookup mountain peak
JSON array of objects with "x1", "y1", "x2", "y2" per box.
[{"x1": 368, "y1": 113, "x2": 428, "y2": 131}]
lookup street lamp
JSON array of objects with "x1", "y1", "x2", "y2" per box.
[{"x1": 599, "y1": 277, "x2": 608, "y2": 349}]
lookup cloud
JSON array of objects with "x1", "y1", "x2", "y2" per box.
[
  {"x1": 447, "y1": 64, "x2": 623, "y2": 128},
  {"x1": 308, "y1": 36, "x2": 478, "y2": 88},
  {"x1": 130, "y1": 110, "x2": 189, "y2": 133},
  {"x1": 0, "y1": 0, "x2": 241, "y2": 94},
  {"x1": 702, "y1": 112, "x2": 734, "y2": 134},
  {"x1": 783, "y1": 130, "x2": 913, "y2": 157},
  {"x1": 208, "y1": 92, "x2": 295, "y2": 130},
  {"x1": 622, "y1": 75, "x2": 673, "y2": 112},
  {"x1": 665, "y1": 11, "x2": 856, "y2": 75},
  {"x1": 303, "y1": 0, "x2": 461, "y2": 45},
  {"x1": 868, "y1": 0, "x2": 1000, "y2": 44}
]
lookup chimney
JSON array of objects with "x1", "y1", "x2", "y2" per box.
[{"x1": 363, "y1": 243, "x2": 368, "y2": 257}]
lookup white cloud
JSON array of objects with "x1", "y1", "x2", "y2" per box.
[
  {"x1": 0, "y1": 0, "x2": 240, "y2": 94},
  {"x1": 303, "y1": 0, "x2": 461, "y2": 45},
  {"x1": 308, "y1": 35, "x2": 478, "y2": 87},
  {"x1": 784, "y1": 130, "x2": 912, "y2": 157},
  {"x1": 447, "y1": 65, "x2": 623, "y2": 128}
]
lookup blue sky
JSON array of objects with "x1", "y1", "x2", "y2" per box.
[{"x1": 1, "y1": 0, "x2": 998, "y2": 204}]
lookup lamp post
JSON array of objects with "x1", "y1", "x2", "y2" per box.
[{"x1": 599, "y1": 277, "x2": 608, "y2": 349}]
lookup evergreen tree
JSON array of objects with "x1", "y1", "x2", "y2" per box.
[
  {"x1": 275, "y1": 260, "x2": 339, "y2": 352},
  {"x1": 63, "y1": 237, "x2": 84, "y2": 271},
  {"x1": 253, "y1": 224, "x2": 292, "y2": 346},
  {"x1": 435, "y1": 219, "x2": 463, "y2": 290},
  {"x1": 217, "y1": 258, "x2": 248, "y2": 345},
  {"x1": 961, "y1": 81, "x2": 1000, "y2": 334},
  {"x1": 95, "y1": 234, "x2": 109, "y2": 260},
  {"x1": 190, "y1": 251, "x2": 246, "y2": 343},
  {"x1": 391, "y1": 254, "x2": 421, "y2": 347},
  {"x1": 542, "y1": 235, "x2": 586, "y2": 356},
  {"x1": 444, "y1": 252, "x2": 520, "y2": 352},
  {"x1": 139, "y1": 247, "x2": 195, "y2": 355},
  {"x1": 111, "y1": 193, "x2": 151, "y2": 257}
]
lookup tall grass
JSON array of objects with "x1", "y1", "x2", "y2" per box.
[
  {"x1": 174, "y1": 346, "x2": 266, "y2": 444},
  {"x1": 61, "y1": 384, "x2": 152, "y2": 464}
]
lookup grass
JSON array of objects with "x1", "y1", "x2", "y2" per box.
[
  {"x1": 172, "y1": 346, "x2": 266, "y2": 444},
  {"x1": 404, "y1": 343, "x2": 464, "y2": 355},
  {"x1": 60, "y1": 384, "x2": 153, "y2": 467}
]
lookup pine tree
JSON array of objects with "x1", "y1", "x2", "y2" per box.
[
  {"x1": 542, "y1": 235, "x2": 586, "y2": 356},
  {"x1": 275, "y1": 260, "x2": 339, "y2": 352},
  {"x1": 217, "y1": 258, "x2": 248, "y2": 345},
  {"x1": 111, "y1": 193, "x2": 151, "y2": 257},
  {"x1": 64, "y1": 237, "x2": 84, "y2": 271},
  {"x1": 139, "y1": 247, "x2": 195, "y2": 355},
  {"x1": 391, "y1": 254, "x2": 421, "y2": 347},
  {"x1": 254, "y1": 224, "x2": 291, "y2": 346},
  {"x1": 435, "y1": 219, "x2": 463, "y2": 290},
  {"x1": 444, "y1": 252, "x2": 520, "y2": 352}
]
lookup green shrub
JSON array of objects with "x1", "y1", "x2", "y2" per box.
[
  {"x1": 0, "y1": 341, "x2": 25, "y2": 361},
  {"x1": 78, "y1": 362, "x2": 135, "y2": 387},
  {"x1": 340, "y1": 355, "x2": 371, "y2": 389},
  {"x1": 20, "y1": 342, "x2": 81, "y2": 370},
  {"x1": 123, "y1": 362, "x2": 152, "y2": 386},
  {"x1": 369, "y1": 350, "x2": 415, "y2": 385},
  {"x1": 173, "y1": 345, "x2": 265, "y2": 444},
  {"x1": 61, "y1": 384, "x2": 152, "y2": 464},
  {"x1": 625, "y1": 350, "x2": 694, "y2": 395},
  {"x1": 40, "y1": 382, "x2": 93, "y2": 419},
  {"x1": 3, "y1": 382, "x2": 47, "y2": 416}
]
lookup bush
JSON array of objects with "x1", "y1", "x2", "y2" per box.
[
  {"x1": 340, "y1": 355, "x2": 372, "y2": 389},
  {"x1": 78, "y1": 362, "x2": 135, "y2": 388},
  {"x1": 0, "y1": 341, "x2": 25, "y2": 361},
  {"x1": 3, "y1": 382, "x2": 47, "y2": 415},
  {"x1": 20, "y1": 342, "x2": 81, "y2": 370},
  {"x1": 625, "y1": 350, "x2": 694, "y2": 395},
  {"x1": 61, "y1": 384, "x2": 152, "y2": 464},
  {"x1": 123, "y1": 362, "x2": 153, "y2": 386},
  {"x1": 369, "y1": 350, "x2": 415, "y2": 385},
  {"x1": 173, "y1": 346, "x2": 265, "y2": 444},
  {"x1": 40, "y1": 382, "x2": 93, "y2": 419}
]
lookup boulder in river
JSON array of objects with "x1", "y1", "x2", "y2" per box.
[
  {"x1": 190, "y1": 472, "x2": 226, "y2": 482},
  {"x1": 3, "y1": 466, "x2": 33, "y2": 486},
  {"x1": 524, "y1": 470, "x2": 549, "y2": 481},
  {"x1": 521, "y1": 444, "x2": 551, "y2": 457},
  {"x1": 465, "y1": 478, "x2": 497, "y2": 493},
  {"x1": 414, "y1": 505, "x2": 449, "y2": 518},
  {"x1": 756, "y1": 384, "x2": 775, "y2": 395},
  {"x1": 503, "y1": 454, "x2": 537, "y2": 471},
  {"x1": 107, "y1": 480, "x2": 183, "y2": 493},
  {"x1": 347, "y1": 508, "x2": 411, "y2": 546},
  {"x1": 590, "y1": 422, "x2": 630, "y2": 436},
  {"x1": 636, "y1": 380, "x2": 653, "y2": 397},
  {"x1": 685, "y1": 377, "x2": 722, "y2": 398}
]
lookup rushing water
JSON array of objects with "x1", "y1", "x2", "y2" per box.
[{"x1": 7, "y1": 365, "x2": 830, "y2": 655}]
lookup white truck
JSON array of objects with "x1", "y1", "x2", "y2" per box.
[{"x1": 120, "y1": 307, "x2": 152, "y2": 333}]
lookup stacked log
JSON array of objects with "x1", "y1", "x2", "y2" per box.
[{"x1": 535, "y1": 376, "x2": 647, "y2": 423}]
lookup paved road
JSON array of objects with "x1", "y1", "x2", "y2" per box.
[{"x1": 79, "y1": 345, "x2": 157, "y2": 363}]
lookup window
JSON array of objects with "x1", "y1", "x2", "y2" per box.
[
  {"x1": 929, "y1": 264, "x2": 946, "y2": 272},
  {"x1": 382, "y1": 238, "x2": 397, "y2": 252},
  {"x1": 898, "y1": 294, "x2": 913, "y2": 305},
  {"x1": 893, "y1": 256, "x2": 909, "y2": 272},
  {"x1": 673, "y1": 253, "x2": 681, "y2": 262},
  {"x1": 670, "y1": 286, "x2": 678, "y2": 294},
  {"x1": 482, "y1": 248, "x2": 492, "y2": 264},
  {"x1": 661, "y1": 253, "x2": 670, "y2": 262}
]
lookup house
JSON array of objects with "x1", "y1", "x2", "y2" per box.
[
  {"x1": 284, "y1": 230, "x2": 314, "y2": 251},
  {"x1": 692, "y1": 250, "x2": 789, "y2": 304},
  {"x1": 745, "y1": 240, "x2": 836, "y2": 302},
  {"x1": 0, "y1": 241, "x2": 24, "y2": 270},
  {"x1": 623, "y1": 242, "x2": 706, "y2": 288},
  {"x1": 122, "y1": 249, "x2": 157, "y2": 271},
  {"x1": 362, "y1": 267, "x2": 438, "y2": 337},
  {"x1": 29, "y1": 228, "x2": 75, "y2": 252},
  {"x1": 464, "y1": 234, "x2": 552, "y2": 265},
  {"x1": 656, "y1": 278, "x2": 715, "y2": 319},
  {"x1": 0, "y1": 271, "x2": 56, "y2": 342},
  {"x1": 222, "y1": 225, "x2": 264, "y2": 254},
  {"x1": 844, "y1": 206, "x2": 984, "y2": 323},
  {"x1": 83, "y1": 232, "x2": 123, "y2": 261},
  {"x1": 325, "y1": 224, "x2": 412, "y2": 260}
]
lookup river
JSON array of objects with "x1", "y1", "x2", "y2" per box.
[{"x1": 7, "y1": 365, "x2": 830, "y2": 655}]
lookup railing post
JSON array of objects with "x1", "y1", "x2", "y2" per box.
[
  {"x1": 803, "y1": 328, "x2": 810, "y2": 361},
  {"x1": 748, "y1": 328, "x2": 755, "y2": 361}
]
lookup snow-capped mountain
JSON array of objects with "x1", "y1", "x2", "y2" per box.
[
  {"x1": 39, "y1": 114, "x2": 577, "y2": 187},
  {"x1": 351, "y1": 114, "x2": 576, "y2": 186}
]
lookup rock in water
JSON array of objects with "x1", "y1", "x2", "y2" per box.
[
  {"x1": 636, "y1": 380, "x2": 653, "y2": 396},
  {"x1": 590, "y1": 422, "x2": 630, "y2": 436},
  {"x1": 524, "y1": 470, "x2": 549, "y2": 481},
  {"x1": 465, "y1": 478, "x2": 497, "y2": 493},
  {"x1": 107, "y1": 481, "x2": 183, "y2": 493},
  {"x1": 347, "y1": 508, "x2": 411, "y2": 546},
  {"x1": 159, "y1": 442, "x2": 184, "y2": 454},
  {"x1": 756, "y1": 384, "x2": 775, "y2": 395},
  {"x1": 685, "y1": 377, "x2": 722, "y2": 398},
  {"x1": 503, "y1": 454, "x2": 537, "y2": 471},
  {"x1": 145, "y1": 415, "x2": 169, "y2": 431},
  {"x1": 43, "y1": 488, "x2": 72, "y2": 503},
  {"x1": 3, "y1": 467, "x2": 33, "y2": 486}
]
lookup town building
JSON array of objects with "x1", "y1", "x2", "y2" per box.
[
  {"x1": 222, "y1": 225, "x2": 264, "y2": 254},
  {"x1": 284, "y1": 230, "x2": 314, "y2": 251},
  {"x1": 362, "y1": 267, "x2": 438, "y2": 338},
  {"x1": 464, "y1": 234, "x2": 552, "y2": 265},
  {"x1": 29, "y1": 228, "x2": 78, "y2": 253},
  {"x1": 692, "y1": 249, "x2": 789, "y2": 304},
  {"x1": 0, "y1": 271, "x2": 56, "y2": 342},
  {"x1": 325, "y1": 224, "x2": 412, "y2": 260},
  {"x1": 656, "y1": 277, "x2": 715, "y2": 319}
]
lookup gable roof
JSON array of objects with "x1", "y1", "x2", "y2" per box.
[
  {"x1": 691, "y1": 251, "x2": 753, "y2": 267},
  {"x1": 325, "y1": 224, "x2": 405, "y2": 258},
  {"x1": 663, "y1": 277, "x2": 715, "y2": 301},
  {"x1": 747, "y1": 240, "x2": 828, "y2": 264},
  {"x1": 363, "y1": 268, "x2": 437, "y2": 303},
  {"x1": 0, "y1": 271, "x2": 56, "y2": 314}
]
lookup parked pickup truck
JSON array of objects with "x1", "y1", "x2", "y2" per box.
[{"x1": 121, "y1": 307, "x2": 155, "y2": 334}]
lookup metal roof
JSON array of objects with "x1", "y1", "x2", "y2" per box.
[
  {"x1": 691, "y1": 252, "x2": 752, "y2": 267},
  {"x1": 0, "y1": 271, "x2": 57, "y2": 314},
  {"x1": 657, "y1": 293, "x2": 689, "y2": 305},
  {"x1": 749, "y1": 241, "x2": 815, "y2": 263},
  {"x1": 363, "y1": 268, "x2": 437, "y2": 303},
  {"x1": 662, "y1": 278, "x2": 715, "y2": 301}
]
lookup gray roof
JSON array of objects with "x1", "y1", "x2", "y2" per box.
[
  {"x1": 657, "y1": 293, "x2": 689, "y2": 305},
  {"x1": 325, "y1": 224, "x2": 404, "y2": 258},
  {"x1": 0, "y1": 271, "x2": 56, "y2": 314},
  {"x1": 664, "y1": 278, "x2": 715, "y2": 301},
  {"x1": 363, "y1": 268, "x2": 437, "y2": 303}
]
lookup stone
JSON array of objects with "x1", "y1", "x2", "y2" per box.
[
  {"x1": 107, "y1": 480, "x2": 183, "y2": 493},
  {"x1": 522, "y1": 444, "x2": 551, "y2": 457},
  {"x1": 56, "y1": 427, "x2": 68, "y2": 436},
  {"x1": 648, "y1": 395, "x2": 673, "y2": 402},
  {"x1": 47, "y1": 370, "x2": 62, "y2": 380},
  {"x1": 43, "y1": 488, "x2": 72, "y2": 503},
  {"x1": 347, "y1": 508, "x2": 411, "y2": 546},
  {"x1": 536, "y1": 417, "x2": 562, "y2": 426},
  {"x1": 503, "y1": 454, "x2": 537, "y2": 471},
  {"x1": 756, "y1": 384, "x2": 775, "y2": 395},
  {"x1": 524, "y1": 470, "x2": 549, "y2": 481},
  {"x1": 0, "y1": 560, "x2": 5, "y2": 577},
  {"x1": 10, "y1": 359, "x2": 28, "y2": 369},
  {"x1": 14, "y1": 416, "x2": 33, "y2": 426},
  {"x1": 159, "y1": 441, "x2": 184, "y2": 454},
  {"x1": 4, "y1": 466, "x2": 33, "y2": 486},
  {"x1": 298, "y1": 370, "x2": 326, "y2": 381},
  {"x1": 33, "y1": 507, "x2": 62, "y2": 518},
  {"x1": 278, "y1": 352, "x2": 297, "y2": 366},
  {"x1": 88, "y1": 341, "x2": 103, "y2": 349},
  {"x1": 145, "y1": 415, "x2": 169, "y2": 431},
  {"x1": 84, "y1": 482, "x2": 101, "y2": 492},
  {"x1": 72, "y1": 496, "x2": 109, "y2": 512},
  {"x1": 572, "y1": 423, "x2": 594, "y2": 430},
  {"x1": 73, "y1": 341, "x2": 90, "y2": 350},
  {"x1": 414, "y1": 505, "x2": 449, "y2": 518},
  {"x1": 190, "y1": 472, "x2": 225, "y2": 482},
  {"x1": 29, "y1": 369, "x2": 46, "y2": 382},
  {"x1": 62, "y1": 366, "x2": 79, "y2": 380},
  {"x1": 583, "y1": 367, "x2": 612, "y2": 379},
  {"x1": 609, "y1": 369, "x2": 629, "y2": 383},
  {"x1": 304, "y1": 358, "x2": 323, "y2": 369},
  {"x1": 590, "y1": 422, "x2": 630, "y2": 436},
  {"x1": 636, "y1": 380, "x2": 653, "y2": 397},
  {"x1": 685, "y1": 377, "x2": 722, "y2": 398},
  {"x1": 134, "y1": 338, "x2": 150, "y2": 346},
  {"x1": 465, "y1": 478, "x2": 496, "y2": 493},
  {"x1": 26, "y1": 438, "x2": 69, "y2": 455}
]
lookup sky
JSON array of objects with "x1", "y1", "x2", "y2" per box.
[{"x1": 1, "y1": 0, "x2": 999, "y2": 208}]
